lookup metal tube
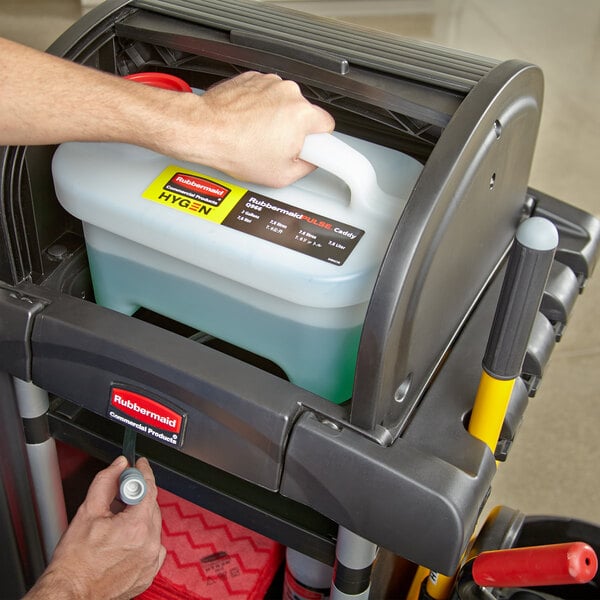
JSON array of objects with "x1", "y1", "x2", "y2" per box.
[
  {"x1": 13, "y1": 378, "x2": 68, "y2": 562},
  {"x1": 330, "y1": 526, "x2": 377, "y2": 600}
]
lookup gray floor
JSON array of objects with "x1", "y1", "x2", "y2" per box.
[{"x1": 1, "y1": 0, "x2": 599, "y2": 533}]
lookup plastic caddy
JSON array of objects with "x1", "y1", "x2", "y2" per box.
[{"x1": 0, "y1": 0, "x2": 599, "y2": 597}]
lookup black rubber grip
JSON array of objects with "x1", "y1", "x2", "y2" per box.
[{"x1": 483, "y1": 217, "x2": 558, "y2": 379}]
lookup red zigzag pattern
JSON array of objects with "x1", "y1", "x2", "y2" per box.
[{"x1": 158, "y1": 498, "x2": 276, "y2": 596}]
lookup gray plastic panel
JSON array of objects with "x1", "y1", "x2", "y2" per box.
[
  {"x1": 351, "y1": 60, "x2": 544, "y2": 435},
  {"x1": 540, "y1": 261, "x2": 579, "y2": 333},
  {"x1": 46, "y1": 0, "x2": 134, "y2": 59},
  {"x1": 26, "y1": 285, "x2": 332, "y2": 490},
  {"x1": 281, "y1": 270, "x2": 506, "y2": 573},
  {"x1": 0, "y1": 372, "x2": 46, "y2": 591},
  {"x1": 522, "y1": 313, "x2": 556, "y2": 383},
  {"x1": 0, "y1": 285, "x2": 47, "y2": 380},
  {"x1": 282, "y1": 411, "x2": 493, "y2": 575},
  {"x1": 531, "y1": 188, "x2": 600, "y2": 281}
]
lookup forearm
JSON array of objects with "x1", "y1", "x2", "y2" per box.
[
  {"x1": 0, "y1": 37, "x2": 180, "y2": 149},
  {"x1": 1, "y1": 37, "x2": 334, "y2": 187}
]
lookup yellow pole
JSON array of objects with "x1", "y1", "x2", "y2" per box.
[
  {"x1": 468, "y1": 371, "x2": 515, "y2": 453},
  {"x1": 424, "y1": 570, "x2": 458, "y2": 599},
  {"x1": 406, "y1": 566, "x2": 429, "y2": 600}
]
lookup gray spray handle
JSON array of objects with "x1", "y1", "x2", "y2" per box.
[
  {"x1": 119, "y1": 428, "x2": 147, "y2": 505},
  {"x1": 119, "y1": 467, "x2": 147, "y2": 505},
  {"x1": 483, "y1": 216, "x2": 558, "y2": 380}
]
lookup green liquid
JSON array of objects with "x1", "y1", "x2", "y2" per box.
[{"x1": 87, "y1": 247, "x2": 361, "y2": 404}]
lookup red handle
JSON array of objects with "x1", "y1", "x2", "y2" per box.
[{"x1": 472, "y1": 542, "x2": 598, "y2": 588}]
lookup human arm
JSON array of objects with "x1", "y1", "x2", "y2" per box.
[
  {"x1": 0, "y1": 37, "x2": 334, "y2": 187},
  {"x1": 23, "y1": 455, "x2": 165, "y2": 600}
]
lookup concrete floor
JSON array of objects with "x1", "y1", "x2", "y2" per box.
[{"x1": 1, "y1": 0, "x2": 599, "y2": 541}]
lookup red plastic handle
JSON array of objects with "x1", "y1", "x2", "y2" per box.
[{"x1": 472, "y1": 542, "x2": 598, "y2": 588}]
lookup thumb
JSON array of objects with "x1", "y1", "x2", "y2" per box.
[{"x1": 83, "y1": 455, "x2": 128, "y2": 516}]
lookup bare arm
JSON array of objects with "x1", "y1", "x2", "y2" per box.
[
  {"x1": 0, "y1": 37, "x2": 334, "y2": 187},
  {"x1": 24, "y1": 456, "x2": 165, "y2": 600}
]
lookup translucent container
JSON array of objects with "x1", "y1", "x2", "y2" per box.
[{"x1": 52, "y1": 132, "x2": 422, "y2": 403}]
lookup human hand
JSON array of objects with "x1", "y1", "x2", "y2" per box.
[
  {"x1": 26, "y1": 456, "x2": 165, "y2": 600},
  {"x1": 161, "y1": 71, "x2": 335, "y2": 187}
]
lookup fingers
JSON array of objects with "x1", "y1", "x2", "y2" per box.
[
  {"x1": 134, "y1": 457, "x2": 157, "y2": 491},
  {"x1": 134, "y1": 455, "x2": 154, "y2": 476},
  {"x1": 165, "y1": 69, "x2": 336, "y2": 187},
  {"x1": 83, "y1": 455, "x2": 128, "y2": 516},
  {"x1": 217, "y1": 71, "x2": 334, "y2": 134},
  {"x1": 82, "y1": 455, "x2": 160, "y2": 519},
  {"x1": 251, "y1": 74, "x2": 335, "y2": 134},
  {"x1": 132, "y1": 457, "x2": 158, "y2": 506},
  {"x1": 308, "y1": 104, "x2": 336, "y2": 135},
  {"x1": 274, "y1": 79, "x2": 335, "y2": 135},
  {"x1": 207, "y1": 70, "x2": 282, "y2": 97},
  {"x1": 48, "y1": 453, "x2": 165, "y2": 600},
  {"x1": 121, "y1": 457, "x2": 162, "y2": 529},
  {"x1": 224, "y1": 70, "x2": 283, "y2": 89},
  {"x1": 237, "y1": 73, "x2": 335, "y2": 185},
  {"x1": 158, "y1": 544, "x2": 167, "y2": 571}
]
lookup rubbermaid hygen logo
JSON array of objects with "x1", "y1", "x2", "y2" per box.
[
  {"x1": 110, "y1": 388, "x2": 182, "y2": 434},
  {"x1": 164, "y1": 172, "x2": 230, "y2": 207}
]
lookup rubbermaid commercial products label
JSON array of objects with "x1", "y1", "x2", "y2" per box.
[
  {"x1": 143, "y1": 166, "x2": 365, "y2": 266},
  {"x1": 108, "y1": 386, "x2": 186, "y2": 448}
]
